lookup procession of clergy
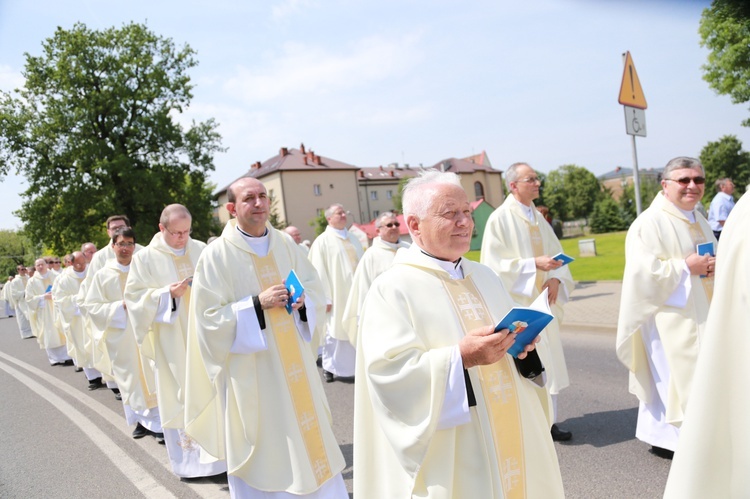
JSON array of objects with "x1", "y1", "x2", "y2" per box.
[{"x1": 0, "y1": 155, "x2": 746, "y2": 498}]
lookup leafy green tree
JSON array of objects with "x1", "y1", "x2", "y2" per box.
[
  {"x1": 310, "y1": 210, "x2": 327, "y2": 237},
  {"x1": 391, "y1": 177, "x2": 410, "y2": 214},
  {"x1": 0, "y1": 22, "x2": 224, "y2": 254},
  {"x1": 268, "y1": 194, "x2": 286, "y2": 230},
  {"x1": 0, "y1": 230, "x2": 35, "y2": 277},
  {"x1": 534, "y1": 170, "x2": 548, "y2": 208},
  {"x1": 620, "y1": 175, "x2": 662, "y2": 221},
  {"x1": 699, "y1": 135, "x2": 750, "y2": 200},
  {"x1": 590, "y1": 197, "x2": 631, "y2": 234},
  {"x1": 700, "y1": 0, "x2": 750, "y2": 126},
  {"x1": 543, "y1": 165, "x2": 603, "y2": 221}
]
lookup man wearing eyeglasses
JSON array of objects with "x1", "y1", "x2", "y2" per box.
[
  {"x1": 9, "y1": 266, "x2": 33, "y2": 338},
  {"x1": 616, "y1": 156, "x2": 716, "y2": 460},
  {"x1": 86, "y1": 227, "x2": 163, "y2": 442},
  {"x1": 77, "y1": 216, "x2": 142, "y2": 397},
  {"x1": 308, "y1": 203, "x2": 364, "y2": 382},
  {"x1": 342, "y1": 212, "x2": 409, "y2": 347},
  {"x1": 26, "y1": 258, "x2": 73, "y2": 366},
  {"x1": 481, "y1": 162, "x2": 574, "y2": 442},
  {"x1": 707, "y1": 177, "x2": 735, "y2": 240},
  {"x1": 354, "y1": 170, "x2": 564, "y2": 498},
  {"x1": 124, "y1": 204, "x2": 226, "y2": 478}
]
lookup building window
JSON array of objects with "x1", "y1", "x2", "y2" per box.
[
  {"x1": 370, "y1": 191, "x2": 378, "y2": 200},
  {"x1": 373, "y1": 210, "x2": 380, "y2": 218},
  {"x1": 386, "y1": 190, "x2": 393, "y2": 199},
  {"x1": 474, "y1": 181, "x2": 484, "y2": 200},
  {"x1": 314, "y1": 184, "x2": 321, "y2": 196}
]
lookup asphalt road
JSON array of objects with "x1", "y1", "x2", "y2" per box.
[{"x1": 0, "y1": 316, "x2": 671, "y2": 498}]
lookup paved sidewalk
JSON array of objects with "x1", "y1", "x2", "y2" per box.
[{"x1": 561, "y1": 280, "x2": 621, "y2": 332}]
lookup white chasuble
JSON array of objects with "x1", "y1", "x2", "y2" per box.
[
  {"x1": 52, "y1": 267, "x2": 87, "y2": 366},
  {"x1": 481, "y1": 197, "x2": 572, "y2": 395},
  {"x1": 184, "y1": 220, "x2": 342, "y2": 495},
  {"x1": 354, "y1": 248, "x2": 564, "y2": 499},
  {"x1": 664, "y1": 192, "x2": 750, "y2": 498},
  {"x1": 26, "y1": 272, "x2": 66, "y2": 350},
  {"x1": 86, "y1": 260, "x2": 157, "y2": 412},
  {"x1": 617, "y1": 192, "x2": 715, "y2": 428},
  {"x1": 125, "y1": 234, "x2": 206, "y2": 429}
]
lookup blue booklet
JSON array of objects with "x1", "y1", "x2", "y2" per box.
[
  {"x1": 45, "y1": 285, "x2": 53, "y2": 293},
  {"x1": 285, "y1": 269, "x2": 304, "y2": 314},
  {"x1": 552, "y1": 252, "x2": 575, "y2": 266},
  {"x1": 495, "y1": 288, "x2": 554, "y2": 358},
  {"x1": 696, "y1": 241, "x2": 715, "y2": 278}
]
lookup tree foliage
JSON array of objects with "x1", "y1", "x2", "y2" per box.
[
  {"x1": 543, "y1": 164, "x2": 603, "y2": 222},
  {"x1": 391, "y1": 176, "x2": 410, "y2": 214},
  {"x1": 0, "y1": 230, "x2": 36, "y2": 278},
  {"x1": 268, "y1": 194, "x2": 286, "y2": 230},
  {"x1": 619, "y1": 175, "x2": 662, "y2": 221},
  {"x1": 310, "y1": 210, "x2": 328, "y2": 237},
  {"x1": 700, "y1": 0, "x2": 750, "y2": 126},
  {"x1": 590, "y1": 197, "x2": 631, "y2": 234},
  {"x1": 699, "y1": 134, "x2": 750, "y2": 199},
  {"x1": 0, "y1": 22, "x2": 224, "y2": 253}
]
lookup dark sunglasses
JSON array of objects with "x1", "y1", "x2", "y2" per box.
[
  {"x1": 665, "y1": 176, "x2": 705, "y2": 186},
  {"x1": 382, "y1": 222, "x2": 400, "y2": 228}
]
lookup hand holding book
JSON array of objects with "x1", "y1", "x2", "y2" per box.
[{"x1": 495, "y1": 288, "x2": 555, "y2": 358}]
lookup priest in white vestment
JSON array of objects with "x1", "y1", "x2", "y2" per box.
[
  {"x1": 342, "y1": 211, "x2": 409, "y2": 346},
  {"x1": 308, "y1": 203, "x2": 364, "y2": 381},
  {"x1": 481, "y1": 162, "x2": 574, "y2": 441},
  {"x1": 125, "y1": 204, "x2": 226, "y2": 478},
  {"x1": 77, "y1": 217, "x2": 142, "y2": 394},
  {"x1": 184, "y1": 177, "x2": 346, "y2": 498},
  {"x1": 52, "y1": 252, "x2": 88, "y2": 369},
  {"x1": 2, "y1": 277, "x2": 14, "y2": 317},
  {"x1": 354, "y1": 170, "x2": 564, "y2": 498},
  {"x1": 10, "y1": 265, "x2": 33, "y2": 339},
  {"x1": 26, "y1": 258, "x2": 72, "y2": 365},
  {"x1": 616, "y1": 156, "x2": 716, "y2": 458},
  {"x1": 283, "y1": 226, "x2": 309, "y2": 254},
  {"x1": 663, "y1": 191, "x2": 749, "y2": 497},
  {"x1": 86, "y1": 227, "x2": 162, "y2": 441}
]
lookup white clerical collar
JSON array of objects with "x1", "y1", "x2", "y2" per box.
[
  {"x1": 331, "y1": 226, "x2": 348, "y2": 239},
  {"x1": 676, "y1": 206, "x2": 696, "y2": 223},
  {"x1": 413, "y1": 243, "x2": 464, "y2": 279},
  {"x1": 39, "y1": 271, "x2": 49, "y2": 279},
  {"x1": 166, "y1": 243, "x2": 186, "y2": 256},
  {"x1": 381, "y1": 239, "x2": 400, "y2": 249},
  {"x1": 512, "y1": 195, "x2": 536, "y2": 222},
  {"x1": 117, "y1": 262, "x2": 130, "y2": 272},
  {"x1": 74, "y1": 269, "x2": 86, "y2": 278},
  {"x1": 236, "y1": 225, "x2": 270, "y2": 257}
]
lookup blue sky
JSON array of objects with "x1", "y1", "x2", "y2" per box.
[{"x1": 1, "y1": 0, "x2": 748, "y2": 229}]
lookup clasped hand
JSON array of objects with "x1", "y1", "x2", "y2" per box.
[
  {"x1": 459, "y1": 325, "x2": 539, "y2": 369},
  {"x1": 258, "y1": 283, "x2": 304, "y2": 311}
]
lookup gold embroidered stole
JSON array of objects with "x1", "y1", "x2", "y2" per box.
[
  {"x1": 442, "y1": 277, "x2": 526, "y2": 499},
  {"x1": 44, "y1": 275, "x2": 66, "y2": 344},
  {"x1": 117, "y1": 270, "x2": 158, "y2": 408},
  {"x1": 687, "y1": 222, "x2": 714, "y2": 302},
  {"x1": 341, "y1": 238, "x2": 360, "y2": 272},
  {"x1": 251, "y1": 253, "x2": 332, "y2": 486},
  {"x1": 527, "y1": 222, "x2": 545, "y2": 294},
  {"x1": 171, "y1": 253, "x2": 194, "y2": 310}
]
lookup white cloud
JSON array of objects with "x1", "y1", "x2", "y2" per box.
[
  {"x1": 271, "y1": 0, "x2": 318, "y2": 20},
  {"x1": 223, "y1": 32, "x2": 423, "y2": 104},
  {"x1": 0, "y1": 65, "x2": 24, "y2": 92}
]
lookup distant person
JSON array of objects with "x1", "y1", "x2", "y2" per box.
[
  {"x1": 342, "y1": 212, "x2": 409, "y2": 346},
  {"x1": 308, "y1": 203, "x2": 364, "y2": 382},
  {"x1": 283, "y1": 225, "x2": 309, "y2": 254},
  {"x1": 52, "y1": 252, "x2": 89, "y2": 372},
  {"x1": 617, "y1": 156, "x2": 715, "y2": 459},
  {"x1": 354, "y1": 170, "x2": 564, "y2": 498},
  {"x1": 663, "y1": 191, "x2": 749, "y2": 497},
  {"x1": 9, "y1": 266, "x2": 34, "y2": 339},
  {"x1": 481, "y1": 162, "x2": 574, "y2": 442},
  {"x1": 26, "y1": 258, "x2": 72, "y2": 365},
  {"x1": 2, "y1": 276, "x2": 14, "y2": 318},
  {"x1": 707, "y1": 177, "x2": 735, "y2": 240}
]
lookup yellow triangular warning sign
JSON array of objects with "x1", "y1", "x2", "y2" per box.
[{"x1": 618, "y1": 51, "x2": 647, "y2": 109}]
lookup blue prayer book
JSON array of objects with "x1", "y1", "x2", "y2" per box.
[
  {"x1": 552, "y1": 252, "x2": 575, "y2": 266},
  {"x1": 495, "y1": 288, "x2": 554, "y2": 358},
  {"x1": 697, "y1": 241, "x2": 715, "y2": 278},
  {"x1": 284, "y1": 269, "x2": 304, "y2": 314}
]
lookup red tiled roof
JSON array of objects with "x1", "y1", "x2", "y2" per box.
[{"x1": 353, "y1": 214, "x2": 408, "y2": 239}]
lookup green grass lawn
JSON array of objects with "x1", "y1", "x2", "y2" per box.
[{"x1": 465, "y1": 231, "x2": 626, "y2": 281}]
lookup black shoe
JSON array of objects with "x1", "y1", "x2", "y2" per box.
[
  {"x1": 157, "y1": 437, "x2": 165, "y2": 445},
  {"x1": 63, "y1": 359, "x2": 74, "y2": 366},
  {"x1": 323, "y1": 370, "x2": 334, "y2": 383},
  {"x1": 132, "y1": 423, "x2": 148, "y2": 439},
  {"x1": 112, "y1": 388, "x2": 122, "y2": 401},
  {"x1": 316, "y1": 355, "x2": 322, "y2": 368},
  {"x1": 650, "y1": 445, "x2": 674, "y2": 460},
  {"x1": 87, "y1": 377, "x2": 104, "y2": 390},
  {"x1": 551, "y1": 424, "x2": 572, "y2": 442},
  {"x1": 74, "y1": 367, "x2": 83, "y2": 372}
]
